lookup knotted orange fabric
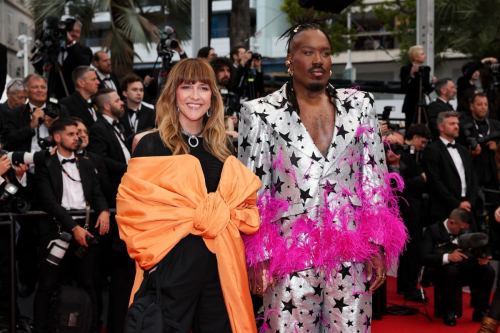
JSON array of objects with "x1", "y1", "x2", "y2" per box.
[{"x1": 116, "y1": 155, "x2": 261, "y2": 333}]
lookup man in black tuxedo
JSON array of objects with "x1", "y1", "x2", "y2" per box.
[
  {"x1": 400, "y1": 45, "x2": 436, "y2": 128},
  {"x1": 423, "y1": 111, "x2": 479, "y2": 224},
  {"x1": 457, "y1": 57, "x2": 498, "y2": 101},
  {"x1": 92, "y1": 52, "x2": 121, "y2": 97},
  {"x1": 119, "y1": 74, "x2": 155, "y2": 139},
  {"x1": 60, "y1": 66, "x2": 101, "y2": 128},
  {"x1": 68, "y1": 20, "x2": 93, "y2": 64},
  {"x1": 33, "y1": 117, "x2": 110, "y2": 333},
  {"x1": 420, "y1": 208, "x2": 494, "y2": 326},
  {"x1": 427, "y1": 78, "x2": 457, "y2": 141}
]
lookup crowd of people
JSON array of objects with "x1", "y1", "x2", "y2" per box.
[{"x1": 0, "y1": 12, "x2": 499, "y2": 333}]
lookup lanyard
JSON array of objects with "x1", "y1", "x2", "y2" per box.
[{"x1": 61, "y1": 157, "x2": 81, "y2": 182}]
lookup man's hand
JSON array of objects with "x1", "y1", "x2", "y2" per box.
[
  {"x1": 410, "y1": 65, "x2": 419, "y2": 76},
  {"x1": 14, "y1": 163, "x2": 29, "y2": 181},
  {"x1": 44, "y1": 115, "x2": 59, "y2": 129},
  {"x1": 73, "y1": 226, "x2": 93, "y2": 247},
  {"x1": 95, "y1": 211, "x2": 110, "y2": 235},
  {"x1": 144, "y1": 75, "x2": 154, "y2": 87},
  {"x1": 449, "y1": 248, "x2": 468, "y2": 263},
  {"x1": 66, "y1": 31, "x2": 74, "y2": 43},
  {"x1": 495, "y1": 206, "x2": 500, "y2": 222},
  {"x1": 482, "y1": 57, "x2": 498, "y2": 64},
  {"x1": 172, "y1": 39, "x2": 184, "y2": 54},
  {"x1": 240, "y1": 50, "x2": 252, "y2": 67},
  {"x1": 431, "y1": 76, "x2": 437, "y2": 84},
  {"x1": 470, "y1": 144, "x2": 482, "y2": 156},
  {"x1": 366, "y1": 247, "x2": 386, "y2": 293},
  {"x1": 478, "y1": 256, "x2": 492, "y2": 266},
  {"x1": 379, "y1": 121, "x2": 389, "y2": 136},
  {"x1": 0, "y1": 156, "x2": 11, "y2": 176},
  {"x1": 459, "y1": 201, "x2": 472, "y2": 212},
  {"x1": 252, "y1": 55, "x2": 262, "y2": 72},
  {"x1": 486, "y1": 141, "x2": 497, "y2": 152},
  {"x1": 421, "y1": 172, "x2": 427, "y2": 182},
  {"x1": 30, "y1": 108, "x2": 45, "y2": 129},
  {"x1": 249, "y1": 260, "x2": 278, "y2": 297}
]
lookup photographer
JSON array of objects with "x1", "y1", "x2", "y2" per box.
[
  {"x1": 0, "y1": 79, "x2": 27, "y2": 114},
  {"x1": 32, "y1": 16, "x2": 91, "y2": 100},
  {"x1": 229, "y1": 46, "x2": 265, "y2": 101},
  {"x1": 421, "y1": 208, "x2": 494, "y2": 326},
  {"x1": 457, "y1": 57, "x2": 498, "y2": 101},
  {"x1": 34, "y1": 117, "x2": 109, "y2": 333},
  {"x1": 211, "y1": 57, "x2": 240, "y2": 117},
  {"x1": 400, "y1": 45, "x2": 436, "y2": 128}
]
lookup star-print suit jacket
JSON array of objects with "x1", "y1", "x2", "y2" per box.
[{"x1": 238, "y1": 83, "x2": 406, "y2": 282}]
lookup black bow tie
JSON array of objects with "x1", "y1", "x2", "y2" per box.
[
  {"x1": 447, "y1": 143, "x2": 457, "y2": 149},
  {"x1": 102, "y1": 77, "x2": 112, "y2": 81},
  {"x1": 112, "y1": 120, "x2": 125, "y2": 133},
  {"x1": 128, "y1": 109, "x2": 138, "y2": 115},
  {"x1": 61, "y1": 158, "x2": 76, "y2": 165},
  {"x1": 88, "y1": 102, "x2": 94, "y2": 109},
  {"x1": 449, "y1": 233, "x2": 457, "y2": 240}
]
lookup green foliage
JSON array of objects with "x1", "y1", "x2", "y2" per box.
[{"x1": 280, "y1": 0, "x2": 363, "y2": 55}]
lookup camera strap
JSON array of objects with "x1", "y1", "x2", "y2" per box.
[
  {"x1": 84, "y1": 200, "x2": 90, "y2": 230},
  {"x1": 60, "y1": 157, "x2": 81, "y2": 182},
  {"x1": 473, "y1": 119, "x2": 490, "y2": 137}
]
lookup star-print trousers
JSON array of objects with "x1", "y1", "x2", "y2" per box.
[{"x1": 263, "y1": 264, "x2": 372, "y2": 332}]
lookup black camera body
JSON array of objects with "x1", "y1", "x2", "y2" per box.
[
  {"x1": 416, "y1": 65, "x2": 431, "y2": 76},
  {"x1": 75, "y1": 234, "x2": 99, "y2": 259},
  {"x1": 463, "y1": 122, "x2": 500, "y2": 150},
  {"x1": 158, "y1": 26, "x2": 178, "y2": 56},
  {"x1": 219, "y1": 89, "x2": 240, "y2": 116},
  {"x1": 31, "y1": 15, "x2": 76, "y2": 62}
]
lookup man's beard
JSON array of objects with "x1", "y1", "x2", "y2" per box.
[
  {"x1": 112, "y1": 107, "x2": 125, "y2": 118},
  {"x1": 220, "y1": 77, "x2": 229, "y2": 86},
  {"x1": 61, "y1": 141, "x2": 78, "y2": 152},
  {"x1": 308, "y1": 82, "x2": 324, "y2": 92}
]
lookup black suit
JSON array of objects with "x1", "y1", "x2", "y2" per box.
[
  {"x1": 400, "y1": 63, "x2": 434, "y2": 128},
  {"x1": 33, "y1": 43, "x2": 91, "y2": 100},
  {"x1": 0, "y1": 44, "x2": 6, "y2": 96},
  {"x1": 457, "y1": 61, "x2": 482, "y2": 101},
  {"x1": 422, "y1": 139, "x2": 478, "y2": 220},
  {"x1": 420, "y1": 220, "x2": 494, "y2": 315},
  {"x1": 427, "y1": 99, "x2": 454, "y2": 141},
  {"x1": 33, "y1": 154, "x2": 108, "y2": 333},
  {"x1": 119, "y1": 104, "x2": 156, "y2": 138},
  {"x1": 2, "y1": 103, "x2": 69, "y2": 151},
  {"x1": 96, "y1": 72, "x2": 122, "y2": 97},
  {"x1": 87, "y1": 118, "x2": 129, "y2": 207},
  {"x1": 60, "y1": 91, "x2": 102, "y2": 129}
]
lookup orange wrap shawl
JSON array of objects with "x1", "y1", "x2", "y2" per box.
[{"x1": 116, "y1": 155, "x2": 261, "y2": 333}]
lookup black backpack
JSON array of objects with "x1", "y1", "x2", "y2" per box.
[
  {"x1": 50, "y1": 285, "x2": 92, "y2": 333},
  {"x1": 124, "y1": 267, "x2": 180, "y2": 333}
]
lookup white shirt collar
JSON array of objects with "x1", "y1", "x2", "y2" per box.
[
  {"x1": 102, "y1": 114, "x2": 116, "y2": 125},
  {"x1": 57, "y1": 151, "x2": 75, "y2": 164},
  {"x1": 29, "y1": 102, "x2": 46, "y2": 110},
  {"x1": 91, "y1": 65, "x2": 110, "y2": 80},
  {"x1": 437, "y1": 97, "x2": 449, "y2": 104},
  {"x1": 439, "y1": 136, "x2": 455, "y2": 146}
]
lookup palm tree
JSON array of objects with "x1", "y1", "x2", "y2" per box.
[{"x1": 28, "y1": 0, "x2": 191, "y2": 73}]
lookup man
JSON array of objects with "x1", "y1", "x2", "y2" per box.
[
  {"x1": 119, "y1": 74, "x2": 156, "y2": 138},
  {"x1": 393, "y1": 125, "x2": 432, "y2": 302},
  {"x1": 420, "y1": 208, "x2": 494, "y2": 326},
  {"x1": 34, "y1": 117, "x2": 109, "y2": 333},
  {"x1": 239, "y1": 18, "x2": 406, "y2": 332},
  {"x1": 229, "y1": 46, "x2": 264, "y2": 99},
  {"x1": 0, "y1": 43, "x2": 6, "y2": 96},
  {"x1": 400, "y1": 45, "x2": 436, "y2": 128},
  {"x1": 68, "y1": 20, "x2": 93, "y2": 63},
  {"x1": 60, "y1": 66, "x2": 101, "y2": 128},
  {"x1": 0, "y1": 79, "x2": 27, "y2": 113},
  {"x1": 211, "y1": 57, "x2": 233, "y2": 89},
  {"x1": 92, "y1": 51, "x2": 121, "y2": 97},
  {"x1": 427, "y1": 78, "x2": 457, "y2": 140},
  {"x1": 457, "y1": 57, "x2": 498, "y2": 101},
  {"x1": 423, "y1": 111, "x2": 478, "y2": 224},
  {"x1": 197, "y1": 46, "x2": 216, "y2": 62}
]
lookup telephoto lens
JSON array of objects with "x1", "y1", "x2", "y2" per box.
[{"x1": 46, "y1": 231, "x2": 73, "y2": 265}]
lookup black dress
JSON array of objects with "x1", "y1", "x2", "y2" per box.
[{"x1": 130, "y1": 131, "x2": 231, "y2": 333}]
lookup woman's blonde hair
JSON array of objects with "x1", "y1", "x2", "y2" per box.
[
  {"x1": 408, "y1": 45, "x2": 424, "y2": 62},
  {"x1": 155, "y1": 58, "x2": 232, "y2": 162}
]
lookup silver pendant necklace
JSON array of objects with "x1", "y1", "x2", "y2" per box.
[{"x1": 181, "y1": 126, "x2": 204, "y2": 148}]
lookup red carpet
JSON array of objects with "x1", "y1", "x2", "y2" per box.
[{"x1": 372, "y1": 276, "x2": 488, "y2": 332}]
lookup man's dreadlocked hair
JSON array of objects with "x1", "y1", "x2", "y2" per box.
[{"x1": 279, "y1": 9, "x2": 334, "y2": 115}]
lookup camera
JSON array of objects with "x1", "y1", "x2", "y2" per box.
[
  {"x1": 0, "y1": 182, "x2": 31, "y2": 213},
  {"x1": 462, "y1": 123, "x2": 500, "y2": 150},
  {"x1": 416, "y1": 65, "x2": 431, "y2": 76},
  {"x1": 219, "y1": 89, "x2": 240, "y2": 116},
  {"x1": 381, "y1": 106, "x2": 400, "y2": 130},
  {"x1": 384, "y1": 143, "x2": 414, "y2": 155},
  {"x1": 46, "y1": 231, "x2": 73, "y2": 266},
  {"x1": 490, "y1": 63, "x2": 500, "y2": 77},
  {"x1": 0, "y1": 149, "x2": 50, "y2": 167},
  {"x1": 251, "y1": 52, "x2": 261, "y2": 60},
  {"x1": 74, "y1": 234, "x2": 99, "y2": 259},
  {"x1": 31, "y1": 15, "x2": 76, "y2": 62},
  {"x1": 42, "y1": 97, "x2": 61, "y2": 120},
  {"x1": 157, "y1": 26, "x2": 178, "y2": 56},
  {"x1": 38, "y1": 136, "x2": 56, "y2": 150}
]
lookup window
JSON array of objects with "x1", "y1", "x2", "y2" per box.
[{"x1": 7, "y1": 13, "x2": 13, "y2": 43}]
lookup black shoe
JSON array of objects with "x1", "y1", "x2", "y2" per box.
[
  {"x1": 444, "y1": 311, "x2": 456, "y2": 326},
  {"x1": 473, "y1": 309, "x2": 488, "y2": 322},
  {"x1": 18, "y1": 284, "x2": 35, "y2": 298},
  {"x1": 404, "y1": 289, "x2": 425, "y2": 303}
]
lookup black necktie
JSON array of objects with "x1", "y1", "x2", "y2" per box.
[
  {"x1": 61, "y1": 158, "x2": 76, "y2": 165},
  {"x1": 447, "y1": 143, "x2": 457, "y2": 149}
]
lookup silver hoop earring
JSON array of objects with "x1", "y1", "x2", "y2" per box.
[
  {"x1": 206, "y1": 109, "x2": 210, "y2": 117},
  {"x1": 176, "y1": 104, "x2": 180, "y2": 113}
]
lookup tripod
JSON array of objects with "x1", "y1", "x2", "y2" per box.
[{"x1": 413, "y1": 73, "x2": 429, "y2": 126}]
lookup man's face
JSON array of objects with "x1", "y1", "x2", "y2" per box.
[
  {"x1": 470, "y1": 96, "x2": 489, "y2": 120},
  {"x1": 94, "y1": 53, "x2": 112, "y2": 74},
  {"x1": 106, "y1": 91, "x2": 125, "y2": 118},
  {"x1": 56, "y1": 125, "x2": 79, "y2": 152},
  {"x1": 216, "y1": 65, "x2": 231, "y2": 87},
  {"x1": 412, "y1": 135, "x2": 428, "y2": 151},
  {"x1": 7, "y1": 89, "x2": 27, "y2": 108},
  {"x1": 76, "y1": 121, "x2": 89, "y2": 150},
  {"x1": 69, "y1": 23, "x2": 82, "y2": 42},
  {"x1": 123, "y1": 81, "x2": 144, "y2": 104},
  {"x1": 26, "y1": 78, "x2": 47, "y2": 105},
  {"x1": 448, "y1": 219, "x2": 470, "y2": 235},
  {"x1": 443, "y1": 80, "x2": 457, "y2": 101},
  {"x1": 384, "y1": 133, "x2": 404, "y2": 165},
  {"x1": 237, "y1": 47, "x2": 246, "y2": 61},
  {"x1": 472, "y1": 70, "x2": 480, "y2": 81},
  {"x1": 80, "y1": 70, "x2": 99, "y2": 95},
  {"x1": 207, "y1": 49, "x2": 217, "y2": 62},
  {"x1": 440, "y1": 116, "x2": 460, "y2": 138}
]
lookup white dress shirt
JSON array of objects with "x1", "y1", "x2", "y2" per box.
[
  {"x1": 87, "y1": 98, "x2": 98, "y2": 121},
  {"x1": 92, "y1": 66, "x2": 118, "y2": 91},
  {"x1": 57, "y1": 151, "x2": 86, "y2": 218},
  {"x1": 439, "y1": 136, "x2": 466, "y2": 197},
  {"x1": 102, "y1": 114, "x2": 131, "y2": 164},
  {"x1": 29, "y1": 103, "x2": 50, "y2": 174}
]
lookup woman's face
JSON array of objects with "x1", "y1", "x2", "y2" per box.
[{"x1": 176, "y1": 81, "x2": 212, "y2": 126}]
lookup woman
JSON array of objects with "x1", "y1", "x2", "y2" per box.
[{"x1": 116, "y1": 58, "x2": 261, "y2": 333}]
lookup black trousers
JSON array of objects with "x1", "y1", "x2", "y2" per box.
[
  {"x1": 397, "y1": 215, "x2": 422, "y2": 294},
  {"x1": 434, "y1": 262, "x2": 495, "y2": 313},
  {"x1": 33, "y1": 226, "x2": 98, "y2": 333},
  {"x1": 132, "y1": 234, "x2": 231, "y2": 333}
]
